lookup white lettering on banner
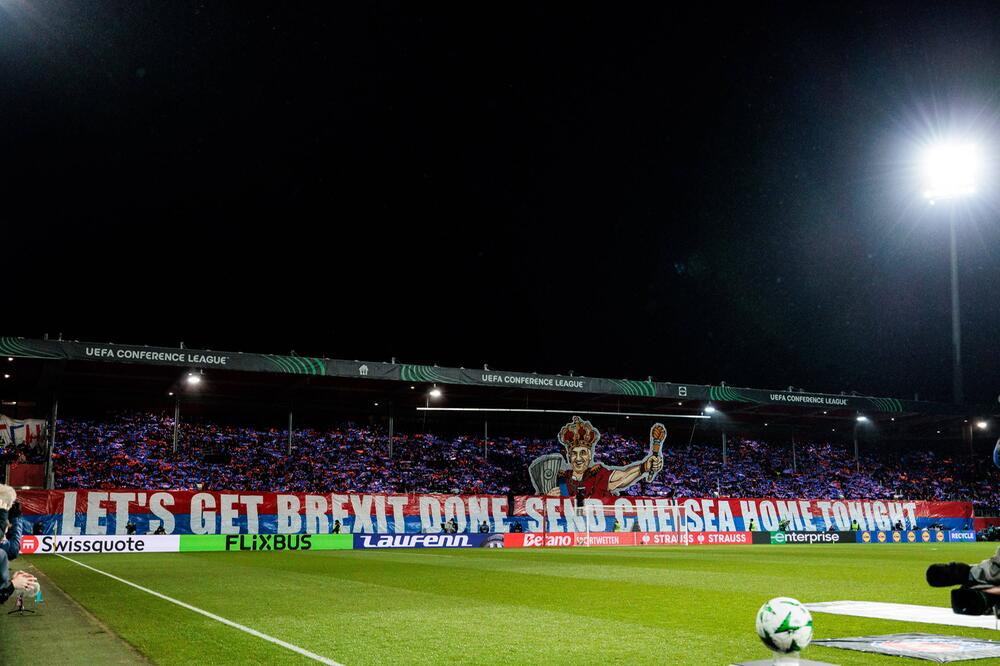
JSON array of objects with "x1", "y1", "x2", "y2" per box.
[
  {"x1": 718, "y1": 501, "x2": 736, "y2": 532},
  {"x1": 832, "y1": 502, "x2": 850, "y2": 530},
  {"x1": 524, "y1": 497, "x2": 544, "y2": 532},
  {"x1": 545, "y1": 498, "x2": 563, "y2": 532},
  {"x1": 192, "y1": 493, "x2": 215, "y2": 534},
  {"x1": 904, "y1": 502, "x2": 918, "y2": 528},
  {"x1": 149, "y1": 492, "x2": 175, "y2": 534},
  {"x1": 768, "y1": 393, "x2": 849, "y2": 406},
  {"x1": 44, "y1": 492, "x2": 969, "y2": 536},
  {"x1": 684, "y1": 499, "x2": 703, "y2": 531},
  {"x1": 277, "y1": 495, "x2": 301, "y2": 534},
  {"x1": 84, "y1": 347, "x2": 231, "y2": 366},
  {"x1": 349, "y1": 495, "x2": 375, "y2": 533},
  {"x1": 468, "y1": 496, "x2": 489, "y2": 529},
  {"x1": 373, "y1": 495, "x2": 388, "y2": 533},
  {"x1": 478, "y1": 373, "x2": 584, "y2": 389},
  {"x1": 305, "y1": 495, "x2": 329, "y2": 534},
  {"x1": 86, "y1": 492, "x2": 108, "y2": 534},
  {"x1": 219, "y1": 494, "x2": 240, "y2": 534},
  {"x1": 61, "y1": 491, "x2": 81, "y2": 535},
  {"x1": 816, "y1": 501, "x2": 833, "y2": 530},
  {"x1": 490, "y1": 497, "x2": 508, "y2": 533},
  {"x1": 740, "y1": 500, "x2": 759, "y2": 531},
  {"x1": 243, "y1": 495, "x2": 263, "y2": 533},
  {"x1": 759, "y1": 501, "x2": 778, "y2": 531},
  {"x1": 443, "y1": 496, "x2": 466, "y2": 532},
  {"x1": 387, "y1": 495, "x2": 407, "y2": 533},
  {"x1": 109, "y1": 492, "x2": 135, "y2": 535},
  {"x1": 418, "y1": 496, "x2": 441, "y2": 532},
  {"x1": 847, "y1": 501, "x2": 868, "y2": 531},
  {"x1": 331, "y1": 495, "x2": 349, "y2": 532}
]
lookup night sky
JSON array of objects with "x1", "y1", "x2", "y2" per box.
[{"x1": 4, "y1": 2, "x2": 1000, "y2": 404}]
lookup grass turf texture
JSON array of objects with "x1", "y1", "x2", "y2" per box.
[{"x1": 9, "y1": 543, "x2": 1000, "y2": 665}]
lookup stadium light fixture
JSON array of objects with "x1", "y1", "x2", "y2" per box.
[
  {"x1": 186, "y1": 372, "x2": 202, "y2": 386},
  {"x1": 856, "y1": 415, "x2": 869, "y2": 423},
  {"x1": 921, "y1": 141, "x2": 981, "y2": 204},
  {"x1": 429, "y1": 387, "x2": 442, "y2": 399},
  {"x1": 6, "y1": 357, "x2": 12, "y2": 361},
  {"x1": 2, "y1": 374, "x2": 8, "y2": 379},
  {"x1": 704, "y1": 405, "x2": 717, "y2": 414},
  {"x1": 977, "y1": 420, "x2": 989, "y2": 430}
]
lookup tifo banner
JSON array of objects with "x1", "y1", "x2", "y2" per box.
[
  {"x1": 20, "y1": 534, "x2": 353, "y2": 555},
  {"x1": 0, "y1": 415, "x2": 47, "y2": 447},
  {"x1": 16, "y1": 490, "x2": 974, "y2": 535}
]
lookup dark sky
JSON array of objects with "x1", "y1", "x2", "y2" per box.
[{"x1": 3, "y1": 2, "x2": 1000, "y2": 404}]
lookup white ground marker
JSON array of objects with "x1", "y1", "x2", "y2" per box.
[{"x1": 57, "y1": 555, "x2": 345, "y2": 665}]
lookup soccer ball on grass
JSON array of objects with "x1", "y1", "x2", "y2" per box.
[{"x1": 755, "y1": 597, "x2": 813, "y2": 654}]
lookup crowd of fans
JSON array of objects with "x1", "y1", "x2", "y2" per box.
[{"x1": 45, "y1": 412, "x2": 1000, "y2": 514}]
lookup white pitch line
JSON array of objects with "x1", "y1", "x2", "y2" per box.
[{"x1": 56, "y1": 555, "x2": 344, "y2": 666}]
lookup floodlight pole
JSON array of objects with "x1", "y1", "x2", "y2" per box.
[
  {"x1": 721, "y1": 431, "x2": 727, "y2": 466},
  {"x1": 172, "y1": 396, "x2": 180, "y2": 454},
  {"x1": 287, "y1": 409, "x2": 293, "y2": 455},
  {"x1": 853, "y1": 424, "x2": 859, "y2": 474},
  {"x1": 948, "y1": 217, "x2": 964, "y2": 405},
  {"x1": 484, "y1": 420, "x2": 488, "y2": 461},
  {"x1": 46, "y1": 396, "x2": 58, "y2": 489}
]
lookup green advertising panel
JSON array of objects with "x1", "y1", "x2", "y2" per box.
[{"x1": 179, "y1": 534, "x2": 353, "y2": 553}]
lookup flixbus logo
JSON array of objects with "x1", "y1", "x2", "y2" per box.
[
  {"x1": 355, "y1": 534, "x2": 471, "y2": 549},
  {"x1": 224, "y1": 535, "x2": 312, "y2": 551}
]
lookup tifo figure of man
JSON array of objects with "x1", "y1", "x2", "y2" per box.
[
  {"x1": 530, "y1": 416, "x2": 663, "y2": 501},
  {"x1": 927, "y1": 547, "x2": 1000, "y2": 615}
]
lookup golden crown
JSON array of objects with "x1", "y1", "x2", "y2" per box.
[{"x1": 559, "y1": 415, "x2": 601, "y2": 451}]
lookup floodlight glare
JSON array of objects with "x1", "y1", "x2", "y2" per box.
[
  {"x1": 856, "y1": 415, "x2": 869, "y2": 423},
  {"x1": 921, "y1": 142, "x2": 980, "y2": 203},
  {"x1": 977, "y1": 420, "x2": 989, "y2": 430},
  {"x1": 429, "y1": 388, "x2": 442, "y2": 398},
  {"x1": 186, "y1": 373, "x2": 201, "y2": 386},
  {"x1": 704, "y1": 405, "x2": 717, "y2": 414}
]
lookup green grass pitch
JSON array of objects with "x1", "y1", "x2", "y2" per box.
[{"x1": 5, "y1": 543, "x2": 1000, "y2": 665}]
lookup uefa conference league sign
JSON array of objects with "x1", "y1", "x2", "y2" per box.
[{"x1": 1, "y1": 336, "x2": 944, "y2": 413}]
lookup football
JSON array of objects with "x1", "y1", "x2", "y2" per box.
[{"x1": 755, "y1": 597, "x2": 814, "y2": 653}]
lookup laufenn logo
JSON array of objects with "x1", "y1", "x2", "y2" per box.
[
  {"x1": 224, "y1": 535, "x2": 312, "y2": 551},
  {"x1": 359, "y1": 534, "x2": 470, "y2": 548}
]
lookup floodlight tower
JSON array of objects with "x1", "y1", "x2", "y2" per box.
[{"x1": 921, "y1": 141, "x2": 981, "y2": 405}]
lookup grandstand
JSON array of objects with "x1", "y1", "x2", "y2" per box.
[{"x1": 3, "y1": 337, "x2": 1000, "y2": 665}]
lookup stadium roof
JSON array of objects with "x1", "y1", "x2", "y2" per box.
[{"x1": 3, "y1": 337, "x2": 993, "y2": 442}]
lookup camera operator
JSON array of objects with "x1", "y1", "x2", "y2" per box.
[{"x1": 0, "y1": 485, "x2": 22, "y2": 561}]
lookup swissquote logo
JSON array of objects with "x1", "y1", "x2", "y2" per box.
[
  {"x1": 20, "y1": 535, "x2": 39, "y2": 554},
  {"x1": 357, "y1": 534, "x2": 470, "y2": 548}
]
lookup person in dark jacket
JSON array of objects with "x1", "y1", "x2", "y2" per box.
[{"x1": 0, "y1": 485, "x2": 36, "y2": 605}]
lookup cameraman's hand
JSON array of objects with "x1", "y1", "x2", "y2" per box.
[{"x1": 11, "y1": 571, "x2": 37, "y2": 592}]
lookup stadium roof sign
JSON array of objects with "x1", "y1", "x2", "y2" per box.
[{"x1": 0, "y1": 337, "x2": 966, "y2": 416}]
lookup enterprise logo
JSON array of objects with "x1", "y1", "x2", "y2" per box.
[{"x1": 357, "y1": 534, "x2": 471, "y2": 548}]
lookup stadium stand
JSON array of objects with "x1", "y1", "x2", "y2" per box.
[{"x1": 48, "y1": 412, "x2": 1000, "y2": 515}]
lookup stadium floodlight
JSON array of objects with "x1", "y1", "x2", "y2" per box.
[
  {"x1": 856, "y1": 415, "x2": 869, "y2": 423},
  {"x1": 2, "y1": 374, "x2": 9, "y2": 379},
  {"x1": 921, "y1": 141, "x2": 980, "y2": 203},
  {"x1": 704, "y1": 405, "x2": 717, "y2": 414},
  {"x1": 6, "y1": 357, "x2": 12, "y2": 361},
  {"x1": 429, "y1": 387, "x2": 442, "y2": 399},
  {"x1": 186, "y1": 373, "x2": 201, "y2": 386},
  {"x1": 977, "y1": 420, "x2": 989, "y2": 430}
]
